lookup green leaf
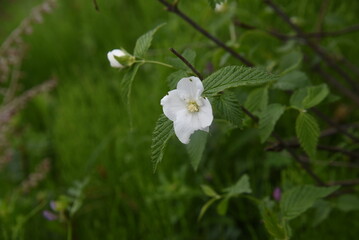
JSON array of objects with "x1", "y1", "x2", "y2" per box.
[
  {"x1": 201, "y1": 185, "x2": 219, "y2": 198},
  {"x1": 211, "y1": 91, "x2": 244, "y2": 127},
  {"x1": 244, "y1": 86, "x2": 268, "y2": 113},
  {"x1": 198, "y1": 198, "x2": 219, "y2": 221},
  {"x1": 186, "y1": 130, "x2": 208, "y2": 170},
  {"x1": 151, "y1": 114, "x2": 174, "y2": 172},
  {"x1": 261, "y1": 206, "x2": 287, "y2": 240},
  {"x1": 311, "y1": 200, "x2": 332, "y2": 227},
  {"x1": 133, "y1": 23, "x2": 165, "y2": 58},
  {"x1": 167, "y1": 49, "x2": 196, "y2": 71},
  {"x1": 216, "y1": 197, "x2": 229, "y2": 216},
  {"x1": 208, "y1": 0, "x2": 225, "y2": 9},
  {"x1": 279, "y1": 50, "x2": 303, "y2": 74},
  {"x1": 259, "y1": 104, "x2": 286, "y2": 143},
  {"x1": 295, "y1": 112, "x2": 320, "y2": 158},
  {"x1": 290, "y1": 84, "x2": 329, "y2": 109},
  {"x1": 302, "y1": 84, "x2": 329, "y2": 109},
  {"x1": 202, "y1": 66, "x2": 278, "y2": 96},
  {"x1": 120, "y1": 63, "x2": 143, "y2": 104},
  {"x1": 280, "y1": 185, "x2": 339, "y2": 220},
  {"x1": 274, "y1": 70, "x2": 310, "y2": 90},
  {"x1": 224, "y1": 174, "x2": 252, "y2": 197},
  {"x1": 166, "y1": 70, "x2": 188, "y2": 89},
  {"x1": 336, "y1": 194, "x2": 359, "y2": 212}
]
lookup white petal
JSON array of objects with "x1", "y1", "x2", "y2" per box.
[
  {"x1": 160, "y1": 90, "x2": 186, "y2": 121},
  {"x1": 176, "y1": 77, "x2": 204, "y2": 100},
  {"x1": 197, "y1": 97, "x2": 213, "y2": 128},
  {"x1": 173, "y1": 110, "x2": 200, "y2": 144},
  {"x1": 107, "y1": 49, "x2": 125, "y2": 68}
]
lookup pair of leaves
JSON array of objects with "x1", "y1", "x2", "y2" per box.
[{"x1": 290, "y1": 84, "x2": 329, "y2": 110}]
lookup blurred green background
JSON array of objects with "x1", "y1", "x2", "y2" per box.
[{"x1": 1, "y1": 0, "x2": 358, "y2": 239}]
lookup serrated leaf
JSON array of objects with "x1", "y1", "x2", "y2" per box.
[
  {"x1": 280, "y1": 185, "x2": 339, "y2": 220},
  {"x1": 201, "y1": 185, "x2": 219, "y2": 198},
  {"x1": 120, "y1": 63, "x2": 143, "y2": 104},
  {"x1": 151, "y1": 114, "x2": 174, "y2": 172},
  {"x1": 295, "y1": 112, "x2": 320, "y2": 158},
  {"x1": 303, "y1": 84, "x2": 329, "y2": 109},
  {"x1": 274, "y1": 70, "x2": 310, "y2": 90},
  {"x1": 290, "y1": 84, "x2": 329, "y2": 110},
  {"x1": 208, "y1": 0, "x2": 225, "y2": 8},
  {"x1": 336, "y1": 194, "x2": 359, "y2": 212},
  {"x1": 312, "y1": 199, "x2": 332, "y2": 227},
  {"x1": 167, "y1": 49, "x2": 196, "y2": 71},
  {"x1": 261, "y1": 206, "x2": 287, "y2": 240},
  {"x1": 212, "y1": 91, "x2": 244, "y2": 127},
  {"x1": 224, "y1": 174, "x2": 252, "y2": 197},
  {"x1": 167, "y1": 70, "x2": 189, "y2": 90},
  {"x1": 259, "y1": 104, "x2": 285, "y2": 143},
  {"x1": 244, "y1": 86, "x2": 268, "y2": 113},
  {"x1": 133, "y1": 23, "x2": 165, "y2": 58},
  {"x1": 198, "y1": 197, "x2": 219, "y2": 221},
  {"x1": 202, "y1": 66, "x2": 278, "y2": 97},
  {"x1": 187, "y1": 130, "x2": 208, "y2": 170}
]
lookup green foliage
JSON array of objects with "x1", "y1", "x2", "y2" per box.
[
  {"x1": 186, "y1": 130, "x2": 208, "y2": 170},
  {"x1": 207, "y1": 0, "x2": 225, "y2": 9},
  {"x1": 261, "y1": 206, "x2": 287, "y2": 240},
  {"x1": 211, "y1": 91, "x2": 244, "y2": 127},
  {"x1": 224, "y1": 174, "x2": 252, "y2": 197},
  {"x1": 259, "y1": 104, "x2": 286, "y2": 143},
  {"x1": 134, "y1": 23, "x2": 166, "y2": 58},
  {"x1": 274, "y1": 71, "x2": 310, "y2": 91},
  {"x1": 201, "y1": 185, "x2": 220, "y2": 198},
  {"x1": 290, "y1": 84, "x2": 329, "y2": 110},
  {"x1": 167, "y1": 49, "x2": 197, "y2": 71},
  {"x1": 244, "y1": 86, "x2": 268, "y2": 113},
  {"x1": 279, "y1": 50, "x2": 303, "y2": 74},
  {"x1": 280, "y1": 185, "x2": 339, "y2": 220},
  {"x1": 336, "y1": 195, "x2": 359, "y2": 212},
  {"x1": 295, "y1": 112, "x2": 320, "y2": 158},
  {"x1": 167, "y1": 70, "x2": 188, "y2": 89},
  {"x1": 120, "y1": 63, "x2": 143, "y2": 104},
  {"x1": 151, "y1": 114, "x2": 174, "y2": 172},
  {"x1": 202, "y1": 66, "x2": 278, "y2": 96}
]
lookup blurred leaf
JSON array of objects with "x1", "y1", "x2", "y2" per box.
[
  {"x1": 201, "y1": 185, "x2": 219, "y2": 198},
  {"x1": 312, "y1": 200, "x2": 332, "y2": 227},
  {"x1": 186, "y1": 130, "x2": 208, "y2": 170},
  {"x1": 261, "y1": 206, "x2": 287, "y2": 240},
  {"x1": 259, "y1": 104, "x2": 285, "y2": 143},
  {"x1": 203, "y1": 66, "x2": 278, "y2": 96},
  {"x1": 151, "y1": 114, "x2": 174, "y2": 172},
  {"x1": 198, "y1": 198, "x2": 219, "y2": 221},
  {"x1": 295, "y1": 112, "x2": 319, "y2": 158},
  {"x1": 244, "y1": 86, "x2": 268, "y2": 113},
  {"x1": 302, "y1": 84, "x2": 329, "y2": 109},
  {"x1": 280, "y1": 185, "x2": 339, "y2": 220},
  {"x1": 167, "y1": 70, "x2": 188, "y2": 89},
  {"x1": 217, "y1": 197, "x2": 229, "y2": 216},
  {"x1": 212, "y1": 91, "x2": 244, "y2": 128},
  {"x1": 290, "y1": 84, "x2": 329, "y2": 110},
  {"x1": 336, "y1": 195, "x2": 359, "y2": 212},
  {"x1": 134, "y1": 23, "x2": 165, "y2": 58},
  {"x1": 279, "y1": 50, "x2": 303, "y2": 74},
  {"x1": 224, "y1": 174, "x2": 252, "y2": 197},
  {"x1": 274, "y1": 71, "x2": 310, "y2": 90},
  {"x1": 167, "y1": 49, "x2": 196, "y2": 71},
  {"x1": 120, "y1": 63, "x2": 143, "y2": 105}
]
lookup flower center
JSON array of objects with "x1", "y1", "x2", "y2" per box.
[{"x1": 187, "y1": 101, "x2": 200, "y2": 113}]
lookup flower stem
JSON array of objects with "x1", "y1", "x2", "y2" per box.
[{"x1": 136, "y1": 60, "x2": 174, "y2": 69}]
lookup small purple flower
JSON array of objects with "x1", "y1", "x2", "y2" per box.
[
  {"x1": 273, "y1": 187, "x2": 281, "y2": 201},
  {"x1": 42, "y1": 210, "x2": 58, "y2": 221}
]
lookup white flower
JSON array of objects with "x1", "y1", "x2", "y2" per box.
[
  {"x1": 161, "y1": 77, "x2": 213, "y2": 144},
  {"x1": 215, "y1": 0, "x2": 228, "y2": 13},
  {"x1": 107, "y1": 49, "x2": 135, "y2": 68}
]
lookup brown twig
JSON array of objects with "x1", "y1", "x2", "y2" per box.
[
  {"x1": 170, "y1": 48, "x2": 203, "y2": 79},
  {"x1": 327, "y1": 178, "x2": 359, "y2": 187},
  {"x1": 158, "y1": 0, "x2": 254, "y2": 67},
  {"x1": 263, "y1": 0, "x2": 359, "y2": 92}
]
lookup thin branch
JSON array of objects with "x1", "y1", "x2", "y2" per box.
[
  {"x1": 320, "y1": 122, "x2": 359, "y2": 138},
  {"x1": 298, "y1": 157, "x2": 359, "y2": 169},
  {"x1": 327, "y1": 179, "x2": 359, "y2": 187},
  {"x1": 158, "y1": 0, "x2": 254, "y2": 67},
  {"x1": 263, "y1": 0, "x2": 359, "y2": 92},
  {"x1": 169, "y1": 48, "x2": 203, "y2": 79}
]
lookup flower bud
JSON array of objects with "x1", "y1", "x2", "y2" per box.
[{"x1": 107, "y1": 49, "x2": 135, "y2": 69}]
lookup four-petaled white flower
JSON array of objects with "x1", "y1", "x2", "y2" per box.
[{"x1": 161, "y1": 77, "x2": 213, "y2": 144}]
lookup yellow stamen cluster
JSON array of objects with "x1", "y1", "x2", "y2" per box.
[{"x1": 187, "y1": 101, "x2": 200, "y2": 113}]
